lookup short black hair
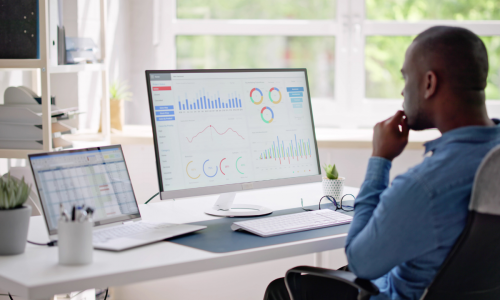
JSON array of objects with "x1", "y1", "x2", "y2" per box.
[{"x1": 413, "y1": 26, "x2": 489, "y2": 91}]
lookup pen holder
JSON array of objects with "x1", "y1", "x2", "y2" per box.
[{"x1": 58, "y1": 220, "x2": 93, "y2": 265}]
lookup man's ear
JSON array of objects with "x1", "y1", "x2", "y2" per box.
[{"x1": 424, "y1": 71, "x2": 438, "y2": 99}]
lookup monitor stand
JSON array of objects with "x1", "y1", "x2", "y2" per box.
[{"x1": 204, "y1": 192, "x2": 273, "y2": 217}]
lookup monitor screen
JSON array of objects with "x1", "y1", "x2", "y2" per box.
[
  {"x1": 29, "y1": 145, "x2": 140, "y2": 235},
  {"x1": 147, "y1": 69, "x2": 321, "y2": 198}
]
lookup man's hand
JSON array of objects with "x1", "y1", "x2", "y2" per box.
[{"x1": 372, "y1": 110, "x2": 409, "y2": 161}]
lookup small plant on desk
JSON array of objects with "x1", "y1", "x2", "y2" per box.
[
  {"x1": 0, "y1": 173, "x2": 32, "y2": 255},
  {"x1": 322, "y1": 164, "x2": 345, "y2": 201}
]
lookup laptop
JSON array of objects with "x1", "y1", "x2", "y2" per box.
[{"x1": 29, "y1": 145, "x2": 206, "y2": 251}]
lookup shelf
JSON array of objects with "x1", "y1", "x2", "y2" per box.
[
  {"x1": 49, "y1": 63, "x2": 105, "y2": 73},
  {"x1": 0, "y1": 59, "x2": 44, "y2": 69},
  {"x1": 0, "y1": 149, "x2": 45, "y2": 159}
]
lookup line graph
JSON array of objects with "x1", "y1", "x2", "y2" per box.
[{"x1": 186, "y1": 125, "x2": 245, "y2": 143}]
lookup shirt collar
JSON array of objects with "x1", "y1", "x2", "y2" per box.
[{"x1": 424, "y1": 119, "x2": 500, "y2": 154}]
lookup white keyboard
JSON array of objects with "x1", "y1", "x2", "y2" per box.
[
  {"x1": 231, "y1": 209, "x2": 353, "y2": 237},
  {"x1": 93, "y1": 222, "x2": 175, "y2": 244}
]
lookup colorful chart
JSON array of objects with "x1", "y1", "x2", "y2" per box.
[
  {"x1": 260, "y1": 106, "x2": 274, "y2": 124},
  {"x1": 186, "y1": 125, "x2": 245, "y2": 143},
  {"x1": 203, "y1": 160, "x2": 218, "y2": 177},
  {"x1": 269, "y1": 87, "x2": 282, "y2": 104},
  {"x1": 236, "y1": 157, "x2": 244, "y2": 174},
  {"x1": 250, "y1": 88, "x2": 264, "y2": 105},
  {"x1": 186, "y1": 161, "x2": 200, "y2": 179},
  {"x1": 178, "y1": 95, "x2": 242, "y2": 111},
  {"x1": 220, "y1": 158, "x2": 227, "y2": 175},
  {"x1": 259, "y1": 135, "x2": 312, "y2": 164}
]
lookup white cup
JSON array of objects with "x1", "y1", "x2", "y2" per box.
[{"x1": 58, "y1": 220, "x2": 93, "y2": 265}]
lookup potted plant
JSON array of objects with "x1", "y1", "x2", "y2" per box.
[
  {"x1": 322, "y1": 164, "x2": 345, "y2": 201},
  {"x1": 99, "y1": 80, "x2": 133, "y2": 132},
  {"x1": 0, "y1": 173, "x2": 32, "y2": 255}
]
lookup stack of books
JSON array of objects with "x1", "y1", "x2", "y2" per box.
[{"x1": 0, "y1": 86, "x2": 82, "y2": 149}]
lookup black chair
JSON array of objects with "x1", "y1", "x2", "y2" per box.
[{"x1": 285, "y1": 145, "x2": 500, "y2": 300}]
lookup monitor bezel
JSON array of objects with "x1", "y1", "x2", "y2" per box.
[
  {"x1": 145, "y1": 68, "x2": 322, "y2": 200},
  {"x1": 28, "y1": 144, "x2": 141, "y2": 236}
]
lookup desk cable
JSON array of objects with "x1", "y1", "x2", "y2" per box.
[
  {"x1": 27, "y1": 240, "x2": 57, "y2": 247},
  {"x1": 0, "y1": 293, "x2": 13, "y2": 300},
  {"x1": 144, "y1": 192, "x2": 159, "y2": 204}
]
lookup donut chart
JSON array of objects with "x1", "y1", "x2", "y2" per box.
[
  {"x1": 261, "y1": 106, "x2": 274, "y2": 123},
  {"x1": 203, "y1": 159, "x2": 218, "y2": 177},
  {"x1": 269, "y1": 87, "x2": 282, "y2": 104},
  {"x1": 250, "y1": 88, "x2": 264, "y2": 105},
  {"x1": 220, "y1": 158, "x2": 226, "y2": 175},
  {"x1": 186, "y1": 161, "x2": 200, "y2": 179},
  {"x1": 236, "y1": 157, "x2": 244, "y2": 174}
]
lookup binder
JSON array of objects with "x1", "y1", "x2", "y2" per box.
[{"x1": 0, "y1": 0, "x2": 39, "y2": 59}]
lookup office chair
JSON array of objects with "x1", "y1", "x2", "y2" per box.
[{"x1": 285, "y1": 145, "x2": 500, "y2": 300}]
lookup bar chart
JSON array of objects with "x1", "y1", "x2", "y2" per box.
[
  {"x1": 259, "y1": 134, "x2": 312, "y2": 165},
  {"x1": 178, "y1": 91, "x2": 243, "y2": 111}
]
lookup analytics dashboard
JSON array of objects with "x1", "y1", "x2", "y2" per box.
[{"x1": 148, "y1": 70, "x2": 320, "y2": 193}]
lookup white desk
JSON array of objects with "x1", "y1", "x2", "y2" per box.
[{"x1": 0, "y1": 183, "x2": 358, "y2": 300}]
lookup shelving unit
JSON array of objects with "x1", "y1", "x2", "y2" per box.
[{"x1": 0, "y1": 0, "x2": 110, "y2": 159}]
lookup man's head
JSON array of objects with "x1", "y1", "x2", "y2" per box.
[{"x1": 401, "y1": 26, "x2": 489, "y2": 130}]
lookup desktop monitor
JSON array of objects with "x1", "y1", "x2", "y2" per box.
[{"x1": 146, "y1": 69, "x2": 321, "y2": 217}]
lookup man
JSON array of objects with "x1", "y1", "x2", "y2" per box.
[{"x1": 264, "y1": 26, "x2": 500, "y2": 300}]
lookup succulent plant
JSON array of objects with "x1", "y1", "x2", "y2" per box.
[
  {"x1": 0, "y1": 173, "x2": 31, "y2": 209},
  {"x1": 323, "y1": 164, "x2": 339, "y2": 180}
]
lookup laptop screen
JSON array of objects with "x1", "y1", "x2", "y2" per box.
[{"x1": 29, "y1": 145, "x2": 141, "y2": 235}]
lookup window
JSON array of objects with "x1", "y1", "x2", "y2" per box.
[{"x1": 161, "y1": 0, "x2": 500, "y2": 128}]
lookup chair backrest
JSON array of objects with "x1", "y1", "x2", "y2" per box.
[{"x1": 422, "y1": 145, "x2": 500, "y2": 300}]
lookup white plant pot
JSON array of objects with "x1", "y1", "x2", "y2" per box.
[
  {"x1": 0, "y1": 205, "x2": 31, "y2": 255},
  {"x1": 322, "y1": 177, "x2": 345, "y2": 201}
]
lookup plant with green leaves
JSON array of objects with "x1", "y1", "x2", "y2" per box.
[
  {"x1": 110, "y1": 80, "x2": 133, "y2": 101},
  {"x1": 0, "y1": 174, "x2": 31, "y2": 210},
  {"x1": 323, "y1": 164, "x2": 339, "y2": 180}
]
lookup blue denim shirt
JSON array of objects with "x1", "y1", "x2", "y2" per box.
[{"x1": 345, "y1": 121, "x2": 500, "y2": 300}]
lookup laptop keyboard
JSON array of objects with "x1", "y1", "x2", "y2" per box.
[{"x1": 93, "y1": 222, "x2": 175, "y2": 244}]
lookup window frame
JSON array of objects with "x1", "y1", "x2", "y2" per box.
[{"x1": 161, "y1": 0, "x2": 500, "y2": 128}]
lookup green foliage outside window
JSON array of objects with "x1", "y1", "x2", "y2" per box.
[
  {"x1": 366, "y1": 0, "x2": 500, "y2": 20},
  {"x1": 177, "y1": 0, "x2": 500, "y2": 100},
  {"x1": 366, "y1": 36, "x2": 500, "y2": 100},
  {"x1": 177, "y1": 0, "x2": 336, "y2": 19}
]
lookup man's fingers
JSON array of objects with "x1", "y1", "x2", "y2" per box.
[
  {"x1": 388, "y1": 110, "x2": 406, "y2": 126},
  {"x1": 400, "y1": 115, "x2": 410, "y2": 136}
]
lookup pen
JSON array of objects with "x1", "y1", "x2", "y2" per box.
[
  {"x1": 59, "y1": 204, "x2": 69, "y2": 222},
  {"x1": 77, "y1": 210, "x2": 87, "y2": 222},
  {"x1": 71, "y1": 205, "x2": 76, "y2": 221},
  {"x1": 86, "y1": 207, "x2": 94, "y2": 219}
]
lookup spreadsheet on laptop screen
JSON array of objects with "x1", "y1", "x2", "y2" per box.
[{"x1": 30, "y1": 147, "x2": 139, "y2": 232}]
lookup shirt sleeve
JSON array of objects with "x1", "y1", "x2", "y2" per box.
[{"x1": 345, "y1": 157, "x2": 437, "y2": 279}]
